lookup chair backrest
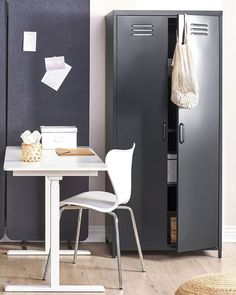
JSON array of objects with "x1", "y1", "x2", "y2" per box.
[{"x1": 105, "y1": 143, "x2": 135, "y2": 205}]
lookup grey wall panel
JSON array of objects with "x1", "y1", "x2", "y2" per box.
[
  {"x1": 7, "y1": 0, "x2": 89, "y2": 240},
  {"x1": 0, "y1": 0, "x2": 7, "y2": 239}
]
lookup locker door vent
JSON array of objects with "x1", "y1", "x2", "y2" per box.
[
  {"x1": 190, "y1": 23, "x2": 208, "y2": 36},
  {"x1": 131, "y1": 24, "x2": 153, "y2": 36}
]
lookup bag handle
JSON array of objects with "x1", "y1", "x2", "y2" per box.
[
  {"x1": 176, "y1": 15, "x2": 188, "y2": 44},
  {"x1": 176, "y1": 30, "x2": 179, "y2": 43},
  {"x1": 183, "y1": 14, "x2": 188, "y2": 44}
]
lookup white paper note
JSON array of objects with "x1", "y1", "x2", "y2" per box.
[
  {"x1": 23, "y1": 31, "x2": 37, "y2": 52},
  {"x1": 45, "y1": 56, "x2": 65, "y2": 71},
  {"x1": 41, "y1": 63, "x2": 72, "y2": 91}
]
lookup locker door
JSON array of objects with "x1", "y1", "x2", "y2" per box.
[
  {"x1": 7, "y1": 0, "x2": 89, "y2": 241},
  {"x1": 0, "y1": 0, "x2": 7, "y2": 239},
  {"x1": 177, "y1": 15, "x2": 221, "y2": 252},
  {"x1": 116, "y1": 15, "x2": 168, "y2": 249}
]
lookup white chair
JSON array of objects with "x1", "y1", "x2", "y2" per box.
[{"x1": 43, "y1": 143, "x2": 145, "y2": 289}]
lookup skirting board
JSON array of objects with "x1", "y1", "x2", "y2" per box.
[
  {"x1": 83, "y1": 226, "x2": 106, "y2": 243},
  {"x1": 84, "y1": 226, "x2": 236, "y2": 243},
  {"x1": 223, "y1": 226, "x2": 236, "y2": 242}
]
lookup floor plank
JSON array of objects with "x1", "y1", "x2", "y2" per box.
[{"x1": 0, "y1": 243, "x2": 233, "y2": 294}]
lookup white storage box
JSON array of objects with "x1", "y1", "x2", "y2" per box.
[
  {"x1": 40, "y1": 126, "x2": 77, "y2": 150},
  {"x1": 167, "y1": 154, "x2": 177, "y2": 183}
]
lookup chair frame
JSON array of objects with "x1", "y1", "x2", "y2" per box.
[
  {"x1": 43, "y1": 204, "x2": 145, "y2": 290},
  {"x1": 43, "y1": 144, "x2": 145, "y2": 290}
]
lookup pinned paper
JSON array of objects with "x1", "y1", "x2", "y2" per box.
[
  {"x1": 45, "y1": 56, "x2": 65, "y2": 71},
  {"x1": 23, "y1": 31, "x2": 37, "y2": 52},
  {"x1": 41, "y1": 63, "x2": 72, "y2": 91}
]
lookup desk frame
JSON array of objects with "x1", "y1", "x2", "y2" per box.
[
  {"x1": 5, "y1": 170, "x2": 105, "y2": 293},
  {"x1": 7, "y1": 176, "x2": 91, "y2": 257}
]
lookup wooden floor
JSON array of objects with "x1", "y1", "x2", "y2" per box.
[{"x1": 0, "y1": 242, "x2": 234, "y2": 294}]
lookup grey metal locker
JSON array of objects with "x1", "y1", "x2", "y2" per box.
[
  {"x1": 6, "y1": 0, "x2": 90, "y2": 241},
  {"x1": 105, "y1": 10, "x2": 222, "y2": 255}
]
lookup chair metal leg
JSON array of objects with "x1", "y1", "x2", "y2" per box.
[
  {"x1": 117, "y1": 206, "x2": 146, "y2": 272},
  {"x1": 43, "y1": 248, "x2": 51, "y2": 280},
  {"x1": 73, "y1": 208, "x2": 83, "y2": 264},
  {"x1": 43, "y1": 206, "x2": 65, "y2": 280},
  {"x1": 108, "y1": 211, "x2": 122, "y2": 290}
]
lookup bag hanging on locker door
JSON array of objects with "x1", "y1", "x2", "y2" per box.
[{"x1": 171, "y1": 15, "x2": 199, "y2": 109}]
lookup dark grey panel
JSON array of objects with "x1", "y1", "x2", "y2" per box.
[
  {"x1": 177, "y1": 15, "x2": 220, "y2": 251},
  {"x1": 7, "y1": 0, "x2": 89, "y2": 240},
  {"x1": 0, "y1": 0, "x2": 7, "y2": 239},
  {"x1": 116, "y1": 16, "x2": 168, "y2": 249}
]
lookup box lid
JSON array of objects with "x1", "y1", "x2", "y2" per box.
[{"x1": 40, "y1": 126, "x2": 77, "y2": 133}]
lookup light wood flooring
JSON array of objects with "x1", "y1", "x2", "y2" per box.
[{"x1": 0, "y1": 242, "x2": 235, "y2": 295}]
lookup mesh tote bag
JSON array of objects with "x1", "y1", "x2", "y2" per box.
[{"x1": 171, "y1": 16, "x2": 199, "y2": 109}]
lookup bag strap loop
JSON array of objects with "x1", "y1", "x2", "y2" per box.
[{"x1": 183, "y1": 14, "x2": 188, "y2": 44}]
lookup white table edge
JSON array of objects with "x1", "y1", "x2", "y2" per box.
[{"x1": 12, "y1": 171, "x2": 101, "y2": 177}]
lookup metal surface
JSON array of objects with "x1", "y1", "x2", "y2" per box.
[
  {"x1": 6, "y1": 0, "x2": 90, "y2": 241},
  {"x1": 105, "y1": 10, "x2": 222, "y2": 253},
  {"x1": 6, "y1": 176, "x2": 105, "y2": 293},
  {"x1": 0, "y1": 0, "x2": 7, "y2": 239},
  {"x1": 117, "y1": 206, "x2": 145, "y2": 272},
  {"x1": 108, "y1": 211, "x2": 122, "y2": 290},
  {"x1": 73, "y1": 209, "x2": 83, "y2": 264},
  {"x1": 177, "y1": 14, "x2": 220, "y2": 252},
  {"x1": 163, "y1": 123, "x2": 167, "y2": 142},
  {"x1": 43, "y1": 248, "x2": 50, "y2": 280},
  {"x1": 43, "y1": 205, "x2": 64, "y2": 280},
  {"x1": 114, "y1": 15, "x2": 168, "y2": 249},
  {"x1": 178, "y1": 123, "x2": 185, "y2": 144}
]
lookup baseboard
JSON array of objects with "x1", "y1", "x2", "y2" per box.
[
  {"x1": 83, "y1": 226, "x2": 106, "y2": 242},
  {"x1": 83, "y1": 225, "x2": 235, "y2": 243},
  {"x1": 223, "y1": 226, "x2": 236, "y2": 242}
]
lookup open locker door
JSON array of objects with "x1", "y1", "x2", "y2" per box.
[{"x1": 177, "y1": 14, "x2": 221, "y2": 253}]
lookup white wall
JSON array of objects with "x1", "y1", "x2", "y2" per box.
[
  {"x1": 89, "y1": 0, "x2": 236, "y2": 241},
  {"x1": 221, "y1": 0, "x2": 236, "y2": 241}
]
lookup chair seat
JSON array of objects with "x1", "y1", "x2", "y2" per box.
[{"x1": 60, "y1": 191, "x2": 118, "y2": 212}]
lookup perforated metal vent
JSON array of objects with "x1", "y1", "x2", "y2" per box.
[
  {"x1": 131, "y1": 24, "x2": 154, "y2": 36},
  {"x1": 190, "y1": 23, "x2": 208, "y2": 36}
]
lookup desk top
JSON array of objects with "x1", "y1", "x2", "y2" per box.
[{"x1": 4, "y1": 146, "x2": 107, "y2": 176}]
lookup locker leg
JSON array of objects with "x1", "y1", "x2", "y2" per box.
[{"x1": 21, "y1": 240, "x2": 28, "y2": 250}]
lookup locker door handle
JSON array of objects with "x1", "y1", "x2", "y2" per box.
[
  {"x1": 162, "y1": 122, "x2": 167, "y2": 142},
  {"x1": 179, "y1": 123, "x2": 185, "y2": 144}
]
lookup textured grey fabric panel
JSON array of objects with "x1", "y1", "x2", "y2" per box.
[
  {"x1": 7, "y1": 0, "x2": 89, "y2": 240},
  {"x1": 0, "y1": 0, "x2": 7, "y2": 239}
]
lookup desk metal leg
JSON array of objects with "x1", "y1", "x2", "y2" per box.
[
  {"x1": 7, "y1": 177, "x2": 91, "y2": 257},
  {"x1": 45, "y1": 176, "x2": 51, "y2": 253},
  {"x1": 5, "y1": 176, "x2": 105, "y2": 293},
  {"x1": 50, "y1": 177, "x2": 60, "y2": 287}
]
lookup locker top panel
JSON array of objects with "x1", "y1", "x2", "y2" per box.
[{"x1": 106, "y1": 10, "x2": 222, "y2": 18}]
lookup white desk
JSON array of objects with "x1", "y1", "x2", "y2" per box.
[{"x1": 4, "y1": 146, "x2": 107, "y2": 293}]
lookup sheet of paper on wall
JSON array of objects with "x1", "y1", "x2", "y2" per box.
[
  {"x1": 45, "y1": 56, "x2": 65, "y2": 71},
  {"x1": 41, "y1": 63, "x2": 72, "y2": 91},
  {"x1": 23, "y1": 31, "x2": 37, "y2": 52}
]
